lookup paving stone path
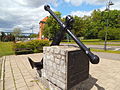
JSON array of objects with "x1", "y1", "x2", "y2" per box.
[
  {"x1": 0, "y1": 53, "x2": 44, "y2": 90},
  {"x1": 0, "y1": 53, "x2": 120, "y2": 90}
]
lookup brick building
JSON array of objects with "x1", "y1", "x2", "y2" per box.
[{"x1": 38, "y1": 16, "x2": 48, "y2": 40}]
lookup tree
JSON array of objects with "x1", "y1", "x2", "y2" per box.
[
  {"x1": 0, "y1": 32, "x2": 6, "y2": 41},
  {"x1": 29, "y1": 34, "x2": 38, "y2": 38},
  {"x1": 83, "y1": 16, "x2": 94, "y2": 39},
  {"x1": 84, "y1": 9, "x2": 120, "y2": 39},
  {"x1": 2, "y1": 33, "x2": 15, "y2": 42},
  {"x1": 43, "y1": 12, "x2": 61, "y2": 40},
  {"x1": 0, "y1": 32, "x2": 15, "y2": 42},
  {"x1": 12, "y1": 28, "x2": 22, "y2": 37},
  {"x1": 98, "y1": 28, "x2": 120, "y2": 40},
  {"x1": 43, "y1": 10, "x2": 120, "y2": 40},
  {"x1": 72, "y1": 16, "x2": 85, "y2": 37}
]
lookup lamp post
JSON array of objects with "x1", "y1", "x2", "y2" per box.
[
  {"x1": 104, "y1": 0, "x2": 114, "y2": 50},
  {"x1": 30, "y1": 25, "x2": 34, "y2": 34}
]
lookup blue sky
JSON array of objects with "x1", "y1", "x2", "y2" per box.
[
  {"x1": 0, "y1": 0, "x2": 119, "y2": 33},
  {"x1": 52, "y1": 1, "x2": 104, "y2": 16}
]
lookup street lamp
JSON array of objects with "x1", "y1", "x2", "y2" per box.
[
  {"x1": 30, "y1": 25, "x2": 35, "y2": 34},
  {"x1": 104, "y1": 0, "x2": 114, "y2": 50}
]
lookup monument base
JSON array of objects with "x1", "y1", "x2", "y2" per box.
[{"x1": 41, "y1": 46, "x2": 89, "y2": 90}]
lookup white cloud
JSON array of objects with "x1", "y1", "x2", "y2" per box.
[
  {"x1": 67, "y1": 0, "x2": 120, "y2": 18},
  {"x1": 63, "y1": 0, "x2": 106, "y2": 6},
  {"x1": 69, "y1": 1, "x2": 120, "y2": 17},
  {"x1": 0, "y1": 0, "x2": 120, "y2": 34},
  {"x1": 12, "y1": 0, "x2": 58, "y2": 8},
  {"x1": 110, "y1": 2, "x2": 120, "y2": 10},
  {"x1": 64, "y1": 0, "x2": 120, "y2": 7},
  {"x1": 0, "y1": 0, "x2": 56, "y2": 33},
  {"x1": 70, "y1": 10, "x2": 93, "y2": 17},
  {"x1": 97, "y1": 1, "x2": 120, "y2": 11},
  {"x1": 64, "y1": 0, "x2": 70, "y2": 3}
]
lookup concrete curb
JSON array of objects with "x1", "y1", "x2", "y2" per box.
[{"x1": 0, "y1": 56, "x2": 5, "y2": 90}]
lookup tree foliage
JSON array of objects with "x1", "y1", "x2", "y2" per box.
[
  {"x1": 98, "y1": 28, "x2": 120, "y2": 40},
  {"x1": 12, "y1": 27, "x2": 22, "y2": 37},
  {"x1": 43, "y1": 10, "x2": 120, "y2": 40},
  {"x1": 29, "y1": 34, "x2": 38, "y2": 38},
  {"x1": 72, "y1": 16, "x2": 85, "y2": 37},
  {"x1": 0, "y1": 32, "x2": 15, "y2": 42},
  {"x1": 43, "y1": 12, "x2": 61, "y2": 40}
]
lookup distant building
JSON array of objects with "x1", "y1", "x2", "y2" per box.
[{"x1": 38, "y1": 16, "x2": 48, "y2": 40}]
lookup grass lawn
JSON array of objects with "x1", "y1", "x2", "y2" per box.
[
  {"x1": 0, "y1": 42, "x2": 15, "y2": 57},
  {"x1": 61, "y1": 39, "x2": 120, "y2": 54},
  {"x1": 91, "y1": 49, "x2": 120, "y2": 54},
  {"x1": 83, "y1": 42, "x2": 120, "y2": 46},
  {"x1": 0, "y1": 42, "x2": 15, "y2": 78},
  {"x1": 61, "y1": 42, "x2": 120, "y2": 46},
  {"x1": 61, "y1": 39, "x2": 120, "y2": 46},
  {"x1": 0, "y1": 40, "x2": 119, "y2": 57}
]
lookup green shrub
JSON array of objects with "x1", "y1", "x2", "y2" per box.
[
  {"x1": 14, "y1": 40, "x2": 49, "y2": 54},
  {"x1": 26, "y1": 40, "x2": 49, "y2": 53},
  {"x1": 15, "y1": 49, "x2": 33, "y2": 55},
  {"x1": 15, "y1": 42, "x2": 27, "y2": 49},
  {"x1": 29, "y1": 34, "x2": 38, "y2": 38}
]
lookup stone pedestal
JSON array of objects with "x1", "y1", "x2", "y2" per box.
[{"x1": 42, "y1": 46, "x2": 89, "y2": 90}]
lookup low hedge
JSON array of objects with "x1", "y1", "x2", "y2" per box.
[
  {"x1": 15, "y1": 49, "x2": 34, "y2": 55},
  {"x1": 14, "y1": 40, "x2": 49, "y2": 54}
]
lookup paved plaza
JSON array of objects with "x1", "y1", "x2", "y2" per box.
[{"x1": 0, "y1": 53, "x2": 120, "y2": 90}]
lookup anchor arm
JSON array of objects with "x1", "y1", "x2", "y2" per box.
[{"x1": 44, "y1": 5, "x2": 99, "y2": 64}]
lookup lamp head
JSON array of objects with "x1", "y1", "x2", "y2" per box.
[{"x1": 109, "y1": 1, "x2": 114, "y2": 5}]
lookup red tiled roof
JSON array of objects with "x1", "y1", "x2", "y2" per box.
[{"x1": 39, "y1": 16, "x2": 48, "y2": 24}]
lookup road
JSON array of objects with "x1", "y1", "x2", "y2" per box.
[
  {"x1": 93, "y1": 52, "x2": 120, "y2": 60},
  {"x1": 86, "y1": 45, "x2": 120, "y2": 51},
  {"x1": 61, "y1": 43, "x2": 120, "y2": 51},
  {"x1": 61, "y1": 43, "x2": 120, "y2": 60}
]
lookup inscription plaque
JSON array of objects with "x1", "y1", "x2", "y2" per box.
[{"x1": 67, "y1": 50, "x2": 89, "y2": 89}]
